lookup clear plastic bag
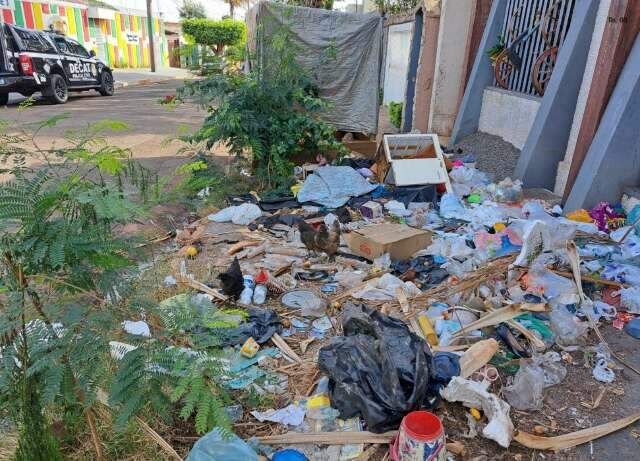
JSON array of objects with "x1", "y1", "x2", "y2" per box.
[
  {"x1": 549, "y1": 305, "x2": 588, "y2": 344},
  {"x1": 503, "y1": 361, "x2": 545, "y2": 410}
]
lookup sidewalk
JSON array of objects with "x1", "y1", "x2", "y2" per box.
[{"x1": 112, "y1": 67, "x2": 193, "y2": 88}]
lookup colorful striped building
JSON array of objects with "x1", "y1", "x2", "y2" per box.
[{"x1": 0, "y1": 0, "x2": 169, "y2": 68}]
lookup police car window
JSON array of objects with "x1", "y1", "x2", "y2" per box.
[
  {"x1": 14, "y1": 29, "x2": 53, "y2": 53},
  {"x1": 68, "y1": 40, "x2": 90, "y2": 58},
  {"x1": 53, "y1": 37, "x2": 70, "y2": 54}
]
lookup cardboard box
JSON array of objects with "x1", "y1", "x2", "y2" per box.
[
  {"x1": 344, "y1": 223, "x2": 432, "y2": 262},
  {"x1": 360, "y1": 201, "x2": 383, "y2": 219}
]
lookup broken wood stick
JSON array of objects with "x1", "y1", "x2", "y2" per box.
[
  {"x1": 242, "y1": 243, "x2": 267, "y2": 259},
  {"x1": 271, "y1": 333, "x2": 303, "y2": 364},
  {"x1": 175, "y1": 274, "x2": 228, "y2": 302},
  {"x1": 550, "y1": 269, "x2": 627, "y2": 288},
  {"x1": 136, "y1": 417, "x2": 184, "y2": 461},
  {"x1": 265, "y1": 245, "x2": 308, "y2": 257},
  {"x1": 228, "y1": 240, "x2": 262, "y2": 256},
  {"x1": 451, "y1": 303, "x2": 547, "y2": 338},
  {"x1": 459, "y1": 339, "x2": 499, "y2": 379},
  {"x1": 257, "y1": 431, "x2": 397, "y2": 445},
  {"x1": 395, "y1": 287, "x2": 410, "y2": 313},
  {"x1": 514, "y1": 410, "x2": 640, "y2": 451}
]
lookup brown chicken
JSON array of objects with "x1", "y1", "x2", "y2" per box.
[{"x1": 298, "y1": 219, "x2": 341, "y2": 259}]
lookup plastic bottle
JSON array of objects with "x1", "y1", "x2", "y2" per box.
[
  {"x1": 253, "y1": 285, "x2": 267, "y2": 305},
  {"x1": 240, "y1": 287, "x2": 253, "y2": 305}
]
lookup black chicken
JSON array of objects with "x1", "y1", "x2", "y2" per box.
[{"x1": 218, "y1": 257, "x2": 244, "y2": 299}]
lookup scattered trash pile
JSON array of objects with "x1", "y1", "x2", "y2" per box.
[{"x1": 122, "y1": 147, "x2": 640, "y2": 460}]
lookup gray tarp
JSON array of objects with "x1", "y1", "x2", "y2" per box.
[{"x1": 246, "y1": 2, "x2": 383, "y2": 133}]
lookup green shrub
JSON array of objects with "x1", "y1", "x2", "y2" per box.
[
  {"x1": 182, "y1": 18, "x2": 246, "y2": 55},
  {"x1": 178, "y1": 25, "x2": 345, "y2": 190},
  {"x1": 388, "y1": 101, "x2": 402, "y2": 128}
]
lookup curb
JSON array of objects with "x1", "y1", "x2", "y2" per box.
[{"x1": 113, "y1": 76, "x2": 188, "y2": 89}]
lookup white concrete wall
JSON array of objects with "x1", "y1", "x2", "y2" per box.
[
  {"x1": 383, "y1": 22, "x2": 412, "y2": 105},
  {"x1": 554, "y1": 0, "x2": 610, "y2": 195},
  {"x1": 428, "y1": 0, "x2": 474, "y2": 139},
  {"x1": 478, "y1": 87, "x2": 541, "y2": 149}
]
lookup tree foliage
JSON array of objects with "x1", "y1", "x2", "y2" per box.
[
  {"x1": 375, "y1": 0, "x2": 419, "y2": 14},
  {"x1": 178, "y1": 0, "x2": 207, "y2": 19},
  {"x1": 0, "y1": 116, "x2": 155, "y2": 460},
  {"x1": 181, "y1": 18, "x2": 246, "y2": 55},
  {"x1": 284, "y1": 0, "x2": 334, "y2": 10}
]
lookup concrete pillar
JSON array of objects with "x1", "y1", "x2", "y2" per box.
[
  {"x1": 564, "y1": 36, "x2": 640, "y2": 212},
  {"x1": 513, "y1": 0, "x2": 599, "y2": 190},
  {"x1": 553, "y1": 0, "x2": 611, "y2": 196},
  {"x1": 411, "y1": 5, "x2": 440, "y2": 133},
  {"x1": 427, "y1": 0, "x2": 474, "y2": 141},
  {"x1": 449, "y1": 0, "x2": 508, "y2": 145}
]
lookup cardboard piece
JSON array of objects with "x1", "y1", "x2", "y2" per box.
[{"x1": 345, "y1": 223, "x2": 432, "y2": 261}]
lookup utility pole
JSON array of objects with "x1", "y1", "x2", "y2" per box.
[{"x1": 146, "y1": 0, "x2": 156, "y2": 72}]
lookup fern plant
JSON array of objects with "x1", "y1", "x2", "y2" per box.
[{"x1": 0, "y1": 116, "x2": 158, "y2": 460}]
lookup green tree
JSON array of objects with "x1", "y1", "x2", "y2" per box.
[
  {"x1": 286, "y1": 0, "x2": 334, "y2": 9},
  {"x1": 177, "y1": 21, "x2": 345, "y2": 190},
  {"x1": 178, "y1": 0, "x2": 207, "y2": 19},
  {"x1": 0, "y1": 116, "x2": 155, "y2": 461},
  {"x1": 181, "y1": 18, "x2": 246, "y2": 55}
]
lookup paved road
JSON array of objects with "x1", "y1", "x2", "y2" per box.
[{"x1": 0, "y1": 80, "x2": 211, "y2": 176}]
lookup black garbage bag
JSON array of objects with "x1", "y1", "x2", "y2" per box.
[{"x1": 318, "y1": 303, "x2": 441, "y2": 432}]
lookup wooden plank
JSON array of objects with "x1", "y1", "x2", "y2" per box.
[
  {"x1": 515, "y1": 410, "x2": 640, "y2": 450},
  {"x1": 257, "y1": 431, "x2": 398, "y2": 445},
  {"x1": 175, "y1": 274, "x2": 228, "y2": 302},
  {"x1": 562, "y1": 0, "x2": 640, "y2": 200}
]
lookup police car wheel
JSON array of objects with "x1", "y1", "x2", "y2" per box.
[
  {"x1": 48, "y1": 75, "x2": 68, "y2": 104},
  {"x1": 0, "y1": 93, "x2": 8, "y2": 106},
  {"x1": 99, "y1": 72, "x2": 114, "y2": 97}
]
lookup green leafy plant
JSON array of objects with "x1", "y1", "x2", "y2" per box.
[
  {"x1": 182, "y1": 18, "x2": 246, "y2": 55},
  {"x1": 178, "y1": 20, "x2": 346, "y2": 190},
  {"x1": 0, "y1": 117, "x2": 155, "y2": 460},
  {"x1": 487, "y1": 35, "x2": 506, "y2": 61},
  {"x1": 375, "y1": 0, "x2": 420, "y2": 14},
  {"x1": 388, "y1": 101, "x2": 403, "y2": 128}
]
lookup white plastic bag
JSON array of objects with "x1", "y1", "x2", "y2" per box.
[{"x1": 208, "y1": 203, "x2": 262, "y2": 225}]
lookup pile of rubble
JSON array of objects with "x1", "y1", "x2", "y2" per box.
[{"x1": 122, "y1": 146, "x2": 640, "y2": 460}]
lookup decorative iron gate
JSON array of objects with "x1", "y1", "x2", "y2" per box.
[{"x1": 494, "y1": 0, "x2": 576, "y2": 96}]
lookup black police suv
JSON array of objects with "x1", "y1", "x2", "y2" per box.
[{"x1": 0, "y1": 23, "x2": 115, "y2": 105}]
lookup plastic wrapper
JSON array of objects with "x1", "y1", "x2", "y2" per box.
[
  {"x1": 503, "y1": 361, "x2": 545, "y2": 410},
  {"x1": 208, "y1": 203, "x2": 262, "y2": 225},
  {"x1": 439, "y1": 193, "x2": 468, "y2": 220},
  {"x1": 449, "y1": 166, "x2": 489, "y2": 197},
  {"x1": 440, "y1": 377, "x2": 514, "y2": 448},
  {"x1": 488, "y1": 178, "x2": 523, "y2": 204},
  {"x1": 526, "y1": 264, "x2": 578, "y2": 301},
  {"x1": 384, "y1": 200, "x2": 412, "y2": 217},
  {"x1": 352, "y1": 273, "x2": 421, "y2": 302},
  {"x1": 619, "y1": 286, "x2": 640, "y2": 313},
  {"x1": 186, "y1": 428, "x2": 258, "y2": 461},
  {"x1": 549, "y1": 305, "x2": 588, "y2": 345},
  {"x1": 333, "y1": 271, "x2": 365, "y2": 289},
  {"x1": 601, "y1": 263, "x2": 640, "y2": 286},
  {"x1": 318, "y1": 303, "x2": 456, "y2": 433}
]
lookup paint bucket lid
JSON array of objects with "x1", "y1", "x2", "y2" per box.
[{"x1": 401, "y1": 411, "x2": 443, "y2": 441}]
